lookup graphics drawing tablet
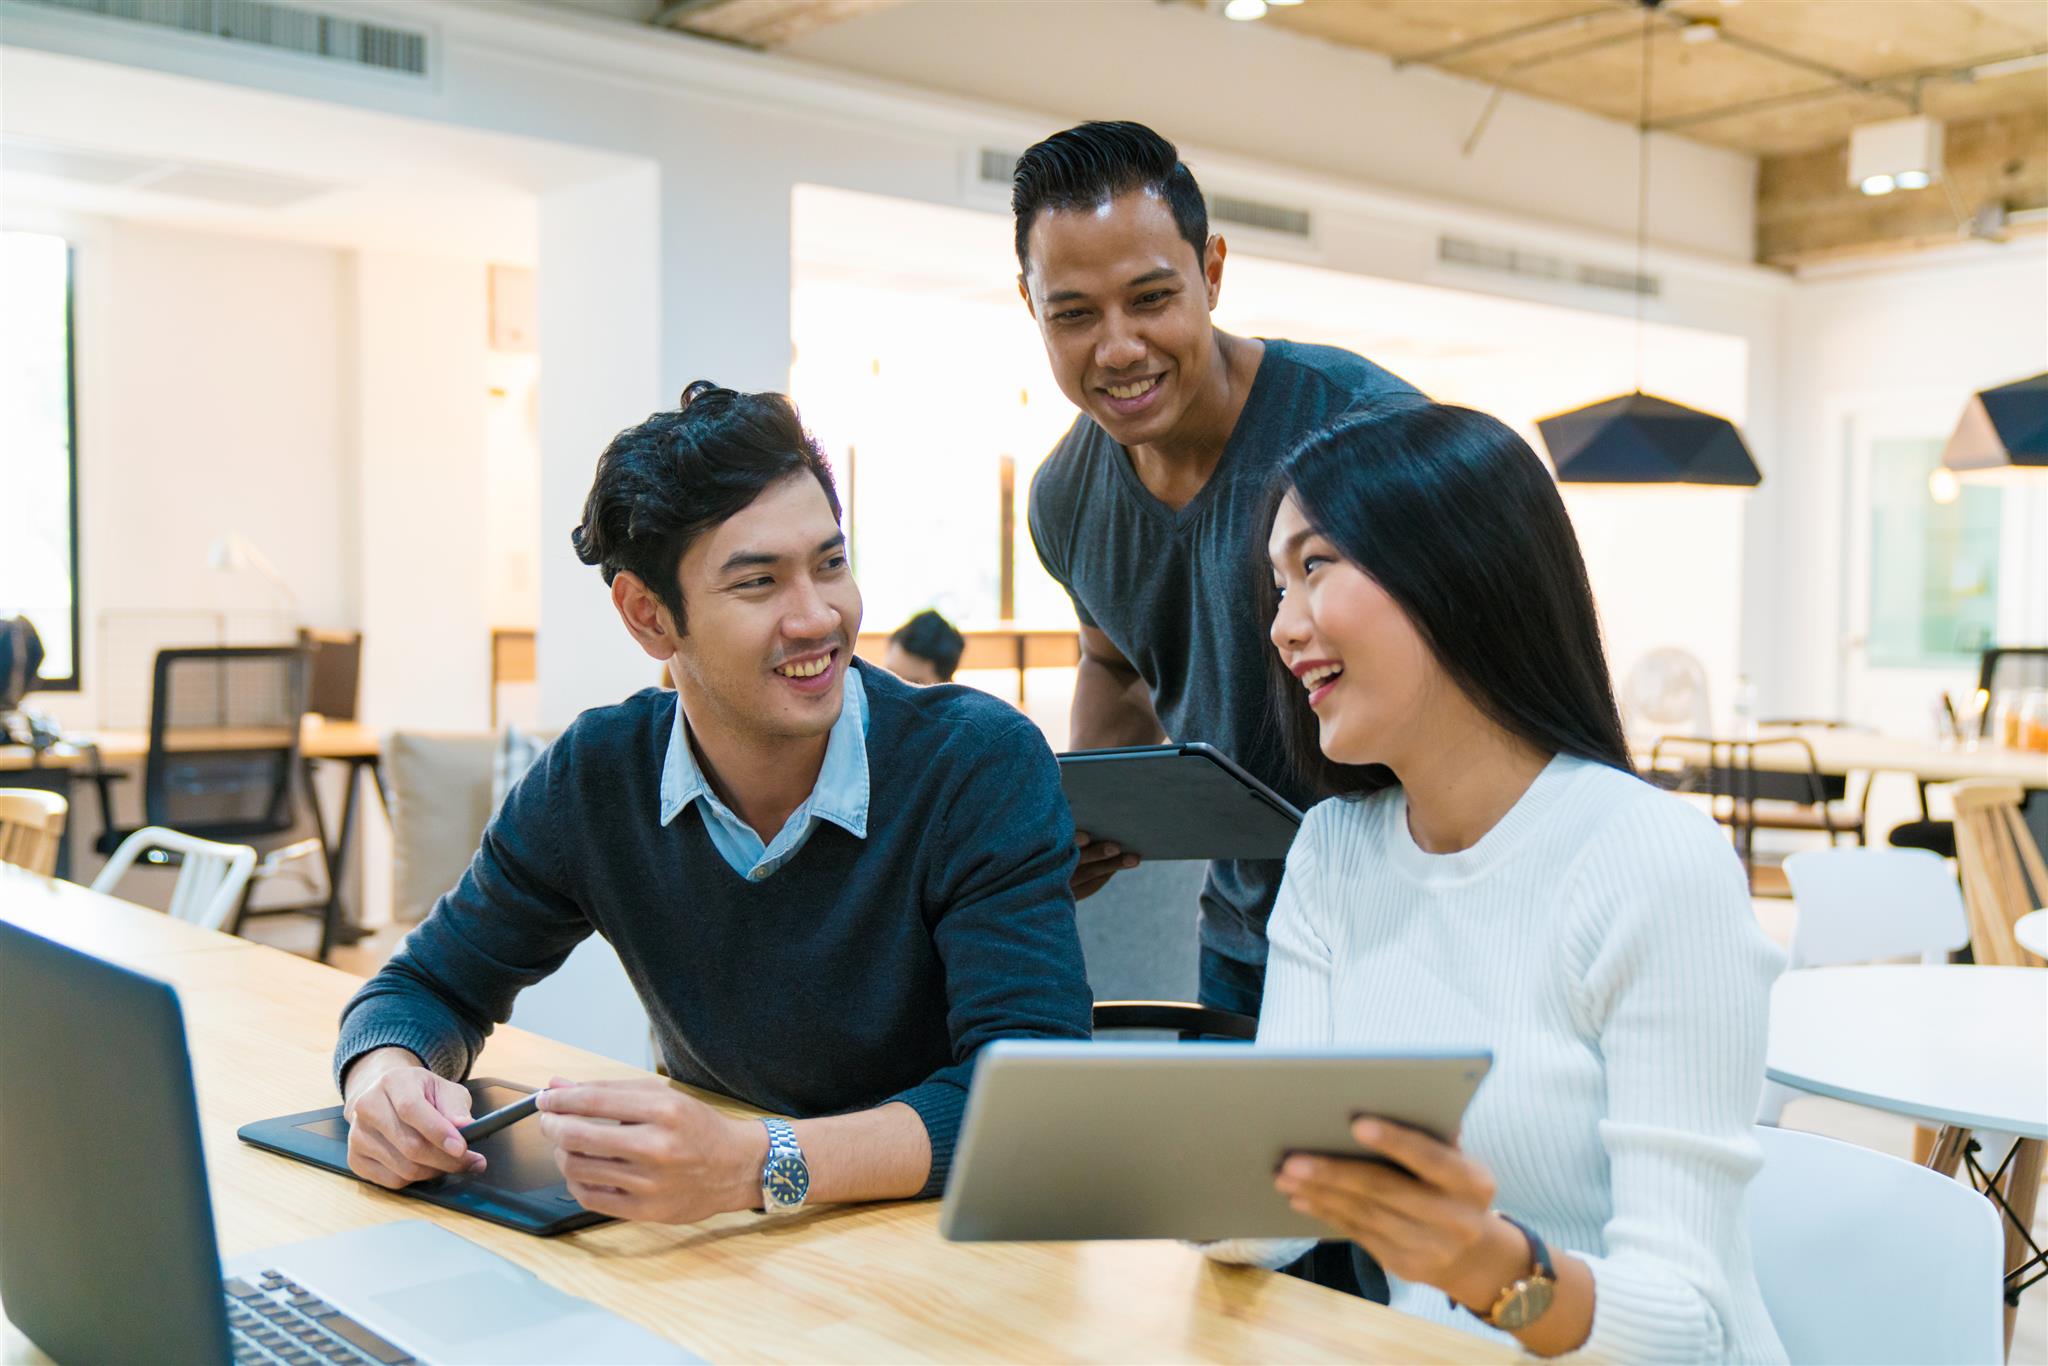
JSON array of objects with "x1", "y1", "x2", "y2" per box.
[{"x1": 238, "y1": 1078, "x2": 611, "y2": 1237}]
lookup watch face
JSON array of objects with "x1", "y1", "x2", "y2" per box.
[
  {"x1": 1494, "y1": 1278, "x2": 1555, "y2": 1332},
  {"x1": 763, "y1": 1154, "x2": 810, "y2": 1209}
]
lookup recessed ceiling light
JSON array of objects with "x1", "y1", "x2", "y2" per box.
[
  {"x1": 1267, "y1": 0, "x2": 1303, "y2": 6},
  {"x1": 1223, "y1": 0, "x2": 1267, "y2": 19},
  {"x1": 1859, "y1": 173, "x2": 1896, "y2": 196},
  {"x1": 1895, "y1": 169, "x2": 1931, "y2": 190}
]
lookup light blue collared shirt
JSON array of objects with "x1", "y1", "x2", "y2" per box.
[{"x1": 658, "y1": 667, "x2": 870, "y2": 882}]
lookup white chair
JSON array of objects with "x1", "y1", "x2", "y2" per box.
[
  {"x1": 1750, "y1": 1125, "x2": 2004, "y2": 1365},
  {"x1": 1783, "y1": 847, "x2": 1970, "y2": 969},
  {"x1": 92, "y1": 826, "x2": 258, "y2": 934},
  {"x1": 1763, "y1": 848, "x2": 1973, "y2": 1124}
]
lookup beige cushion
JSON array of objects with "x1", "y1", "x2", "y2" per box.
[{"x1": 385, "y1": 731, "x2": 498, "y2": 925}]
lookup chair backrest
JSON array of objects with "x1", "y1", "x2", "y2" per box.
[
  {"x1": 1648, "y1": 734, "x2": 1842, "y2": 810},
  {"x1": 1979, "y1": 647, "x2": 2048, "y2": 725},
  {"x1": 1749, "y1": 1125, "x2": 2003, "y2": 1364},
  {"x1": 145, "y1": 646, "x2": 307, "y2": 839},
  {"x1": 1952, "y1": 781, "x2": 2048, "y2": 966},
  {"x1": 0, "y1": 788, "x2": 67, "y2": 877},
  {"x1": 1783, "y1": 848, "x2": 1969, "y2": 969},
  {"x1": 90, "y1": 826, "x2": 257, "y2": 933},
  {"x1": 298, "y1": 628, "x2": 362, "y2": 721}
]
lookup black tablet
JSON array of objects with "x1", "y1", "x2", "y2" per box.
[
  {"x1": 1057, "y1": 743, "x2": 1303, "y2": 862},
  {"x1": 237, "y1": 1078, "x2": 611, "y2": 1237}
]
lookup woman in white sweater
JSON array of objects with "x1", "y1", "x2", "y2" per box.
[{"x1": 1210, "y1": 401, "x2": 1787, "y2": 1363}]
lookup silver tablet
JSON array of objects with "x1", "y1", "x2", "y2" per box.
[{"x1": 940, "y1": 1041, "x2": 1492, "y2": 1243}]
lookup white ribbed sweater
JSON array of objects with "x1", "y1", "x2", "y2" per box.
[{"x1": 1211, "y1": 756, "x2": 1788, "y2": 1364}]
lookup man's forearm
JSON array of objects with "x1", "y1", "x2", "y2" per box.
[
  {"x1": 787, "y1": 1100, "x2": 931, "y2": 1205},
  {"x1": 1071, "y1": 654, "x2": 1166, "y2": 748}
]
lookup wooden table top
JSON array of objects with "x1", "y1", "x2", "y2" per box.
[
  {"x1": 1648, "y1": 728, "x2": 2048, "y2": 786},
  {"x1": 0, "y1": 718, "x2": 380, "y2": 773},
  {"x1": 0, "y1": 867, "x2": 1506, "y2": 1364}
]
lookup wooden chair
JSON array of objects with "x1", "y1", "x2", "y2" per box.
[
  {"x1": 0, "y1": 788, "x2": 67, "y2": 877},
  {"x1": 1953, "y1": 781, "x2": 2048, "y2": 968}
]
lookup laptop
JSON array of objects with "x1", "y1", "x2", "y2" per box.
[{"x1": 0, "y1": 920, "x2": 698, "y2": 1365}]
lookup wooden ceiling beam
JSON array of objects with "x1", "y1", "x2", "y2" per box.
[{"x1": 1756, "y1": 102, "x2": 2048, "y2": 267}]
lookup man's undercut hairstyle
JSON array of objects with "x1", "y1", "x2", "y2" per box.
[
  {"x1": 571, "y1": 380, "x2": 840, "y2": 633},
  {"x1": 1011, "y1": 120, "x2": 1209, "y2": 274},
  {"x1": 890, "y1": 609, "x2": 966, "y2": 682}
]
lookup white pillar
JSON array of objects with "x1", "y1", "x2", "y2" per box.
[{"x1": 536, "y1": 165, "x2": 664, "y2": 727}]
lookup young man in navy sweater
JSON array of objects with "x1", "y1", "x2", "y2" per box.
[{"x1": 335, "y1": 381, "x2": 1092, "y2": 1224}]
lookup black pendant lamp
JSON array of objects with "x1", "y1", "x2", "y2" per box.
[
  {"x1": 1941, "y1": 371, "x2": 2048, "y2": 476},
  {"x1": 1538, "y1": 2, "x2": 1761, "y2": 488}
]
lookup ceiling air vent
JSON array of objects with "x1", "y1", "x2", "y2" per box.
[
  {"x1": 980, "y1": 150, "x2": 1311, "y2": 240},
  {"x1": 979, "y1": 148, "x2": 1020, "y2": 186},
  {"x1": 1207, "y1": 193, "x2": 1310, "y2": 239},
  {"x1": 1439, "y1": 235, "x2": 1658, "y2": 298},
  {"x1": 20, "y1": 0, "x2": 430, "y2": 77}
]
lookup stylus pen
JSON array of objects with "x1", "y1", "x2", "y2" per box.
[{"x1": 458, "y1": 1091, "x2": 545, "y2": 1144}]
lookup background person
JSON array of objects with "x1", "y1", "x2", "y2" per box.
[
  {"x1": 1207, "y1": 402, "x2": 1785, "y2": 1362},
  {"x1": 882, "y1": 608, "x2": 965, "y2": 685}
]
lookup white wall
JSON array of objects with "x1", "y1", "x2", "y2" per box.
[
  {"x1": 780, "y1": 0, "x2": 1757, "y2": 262},
  {"x1": 351, "y1": 250, "x2": 493, "y2": 733},
  {"x1": 12, "y1": 217, "x2": 351, "y2": 730},
  {"x1": 1763, "y1": 244, "x2": 2048, "y2": 722}
]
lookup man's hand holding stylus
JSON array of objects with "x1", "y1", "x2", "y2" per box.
[{"x1": 340, "y1": 1046, "x2": 484, "y2": 1189}]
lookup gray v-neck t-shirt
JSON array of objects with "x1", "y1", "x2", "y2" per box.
[{"x1": 1028, "y1": 339, "x2": 1420, "y2": 963}]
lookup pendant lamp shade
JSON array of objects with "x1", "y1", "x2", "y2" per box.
[
  {"x1": 1942, "y1": 371, "x2": 2048, "y2": 475},
  {"x1": 1538, "y1": 391, "x2": 1762, "y2": 487},
  {"x1": 1532, "y1": 5, "x2": 1760, "y2": 490}
]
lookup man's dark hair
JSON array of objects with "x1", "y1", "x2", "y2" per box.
[
  {"x1": 889, "y1": 609, "x2": 966, "y2": 682},
  {"x1": 1011, "y1": 121, "x2": 1209, "y2": 274},
  {"x1": 571, "y1": 380, "x2": 840, "y2": 632}
]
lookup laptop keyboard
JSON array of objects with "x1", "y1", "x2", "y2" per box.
[{"x1": 224, "y1": 1269, "x2": 416, "y2": 1366}]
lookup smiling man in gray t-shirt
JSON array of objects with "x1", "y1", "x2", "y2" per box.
[{"x1": 1016, "y1": 121, "x2": 1419, "y2": 1019}]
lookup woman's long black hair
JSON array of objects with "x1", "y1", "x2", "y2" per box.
[{"x1": 1256, "y1": 401, "x2": 1633, "y2": 801}]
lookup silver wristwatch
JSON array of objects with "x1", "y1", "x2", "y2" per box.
[{"x1": 759, "y1": 1117, "x2": 811, "y2": 1213}]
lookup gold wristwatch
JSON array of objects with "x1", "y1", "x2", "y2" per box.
[{"x1": 1475, "y1": 1213, "x2": 1556, "y2": 1332}]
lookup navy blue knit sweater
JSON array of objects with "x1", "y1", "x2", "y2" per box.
[{"x1": 333, "y1": 661, "x2": 1092, "y2": 1195}]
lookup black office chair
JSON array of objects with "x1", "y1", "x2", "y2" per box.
[
  {"x1": 1090, "y1": 1000, "x2": 1257, "y2": 1041},
  {"x1": 1890, "y1": 645, "x2": 2048, "y2": 858},
  {"x1": 90, "y1": 646, "x2": 337, "y2": 955},
  {"x1": 1648, "y1": 733, "x2": 1864, "y2": 896}
]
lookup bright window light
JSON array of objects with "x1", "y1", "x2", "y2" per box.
[{"x1": 0, "y1": 231, "x2": 79, "y2": 687}]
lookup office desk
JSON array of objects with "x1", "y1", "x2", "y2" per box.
[
  {"x1": 0, "y1": 868, "x2": 1506, "y2": 1364},
  {"x1": 0, "y1": 718, "x2": 382, "y2": 771},
  {"x1": 0, "y1": 720, "x2": 385, "y2": 954},
  {"x1": 1642, "y1": 728, "x2": 2048, "y2": 786}
]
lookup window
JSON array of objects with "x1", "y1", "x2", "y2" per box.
[
  {"x1": 1867, "y1": 437, "x2": 2000, "y2": 668},
  {"x1": 0, "y1": 230, "x2": 80, "y2": 689}
]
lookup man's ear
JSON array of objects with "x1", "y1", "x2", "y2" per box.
[
  {"x1": 1203, "y1": 235, "x2": 1227, "y2": 311},
  {"x1": 1017, "y1": 271, "x2": 1035, "y2": 316},
  {"x1": 611, "y1": 571, "x2": 680, "y2": 662}
]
